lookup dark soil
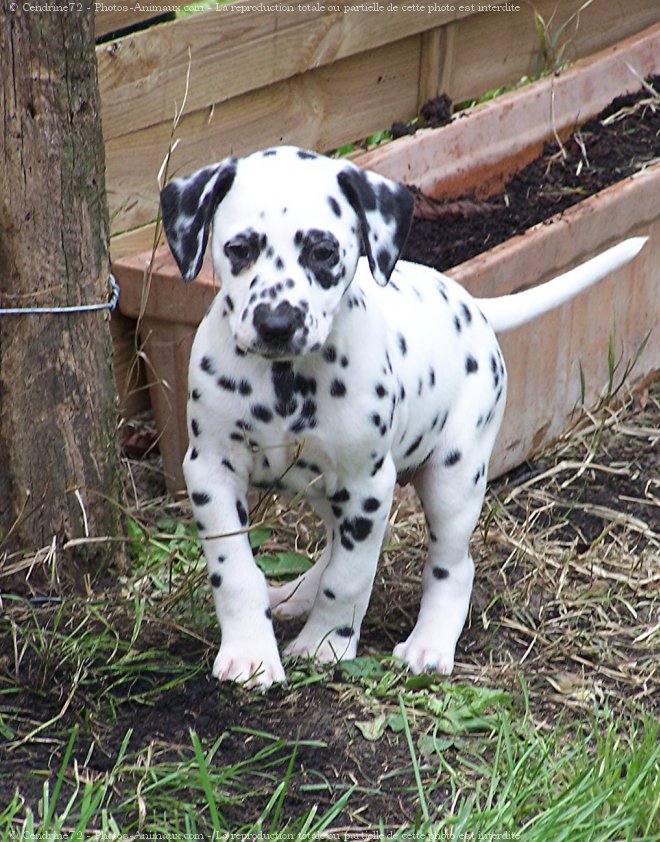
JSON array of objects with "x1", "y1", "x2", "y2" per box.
[
  {"x1": 403, "y1": 76, "x2": 660, "y2": 271},
  {"x1": 1, "y1": 80, "x2": 658, "y2": 833}
]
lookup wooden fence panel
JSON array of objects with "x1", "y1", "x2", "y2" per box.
[
  {"x1": 444, "y1": 0, "x2": 659, "y2": 104},
  {"x1": 97, "y1": 5, "x2": 467, "y2": 142},
  {"x1": 95, "y1": 1, "x2": 191, "y2": 39},
  {"x1": 99, "y1": 0, "x2": 660, "y2": 258}
]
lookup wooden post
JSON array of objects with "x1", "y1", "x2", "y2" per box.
[{"x1": 0, "y1": 6, "x2": 125, "y2": 564}]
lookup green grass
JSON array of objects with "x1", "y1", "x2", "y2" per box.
[
  {"x1": 2, "y1": 691, "x2": 658, "y2": 838},
  {"x1": 2, "y1": 585, "x2": 659, "y2": 837}
]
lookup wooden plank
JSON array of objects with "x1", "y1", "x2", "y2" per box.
[
  {"x1": 443, "y1": 0, "x2": 660, "y2": 105},
  {"x1": 418, "y1": 28, "x2": 442, "y2": 108},
  {"x1": 96, "y1": 10, "x2": 162, "y2": 39},
  {"x1": 111, "y1": 225, "x2": 160, "y2": 260},
  {"x1": 95, "y1": 1, "x2": 190, "y2": 39},
  {"x1": 97, "y1": 2, "x2": 467, "y2": 141},
  {"x1": 107, "y1": 33, "x2": 422, "y2": 237}
]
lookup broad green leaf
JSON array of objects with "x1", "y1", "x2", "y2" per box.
[{"x1": 256, "y1": 552, "x2": 312, "y2": 577}]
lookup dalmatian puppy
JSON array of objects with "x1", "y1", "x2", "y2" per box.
[{"x1": 160, "y1": 145, "x2": 645, "y2": 689}]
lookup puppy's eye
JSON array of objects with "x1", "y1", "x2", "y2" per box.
[
  {"x1": 311, "y1": 242, "x2": 338, "y2": 263},
  {"x1": 224, "y1": 240, "x2": 252, "y2": 263}
]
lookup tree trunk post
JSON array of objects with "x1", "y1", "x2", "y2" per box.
[{"x1": 0, "y1": 7, "x2": 125, "y2": 565}]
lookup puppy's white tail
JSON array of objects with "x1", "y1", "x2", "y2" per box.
[{"x1": 480, "y1": 237, "x2": 648, "y2": 333}]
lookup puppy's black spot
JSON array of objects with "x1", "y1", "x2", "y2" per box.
[
  {"x1": 323, "y1": 588, "x2": 336, "y2": 600},
  {"x1": 444, "y1": 449, "x2": 461, "y2": 466},
  {"x1": 371, "y1": 455, "x2": 385, "y2": 476},
  {"x1": 191, "y1": 491, "x2": 211, "y2": 506},
  {"x1": 328, "y1": 196, "x2": 341, "y2": 217},
  {"x1": 210, "y1": 572, "x2": 222, "y2": 588},
  {"x1": 300, "y1": 398, "x2": 317, "y2": 419},
  {"x1": 341, "y1": 516, "x2": 373, "y2": 542},
  {"x1": 236, "y1": 500, "x2": 248, "y2": 526},
  {"x1": 323, "y1": 345, "x2": 337, "y2": 363},
  {"x1": 218, "y1": 376, "x2": 236, "y2": 392},
  {"x1": 466, "y1": 355, "x2": 479, "y2": 374},
  {"x1": 191, "y1": 419, "x2": 201, "y2": 437},
  {"x1": 336, "y1": 626, "x2": 353, "y2": 638},
  {"x1": 432, "y1": 566, "x2": 449, "y2": 580},
  {"x1": 200, "y1": 355, "x2": 215, "y2": 374},
  {"x1": 252, "y1": 404, "x2": 274, "y2": 423},
  {"x1": 363, "y1": 497, "x2": 380, "y2": 512},
  {"x1": 405, "y1": 435, "x2": 423, "y2": 457},
  {"x1": 330, "y1": 378, "x2": 347, "y2": 397}
]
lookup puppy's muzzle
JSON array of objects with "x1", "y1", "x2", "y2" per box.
[{"x1": 253, "y1": 301, "x2": 305, "y2": 352}]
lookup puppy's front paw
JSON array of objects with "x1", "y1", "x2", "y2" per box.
[
  {"x1": 284, "y1": 628, "x2": 358, "y2": 664},
  {"x1": 393, "y1": 637, "x2": 455, "y2": 676},
  {"x1": 212, "y1": 642, "x2": 286, "y2": 689}
]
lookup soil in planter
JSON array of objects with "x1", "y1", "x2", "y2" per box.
[{"x1": 403, "y1": 76, "x2": 660, "y2": 272}]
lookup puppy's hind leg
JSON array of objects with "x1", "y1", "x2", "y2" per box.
[
  {"x1": 393, "y1": 413, "x2": 502, "y2": 675},
  {"x1": 268, "y1": 500, "x2": 333, "y2": 619}
]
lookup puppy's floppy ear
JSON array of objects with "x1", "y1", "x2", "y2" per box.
[
  {"x1": 337, "y1": 163, "x2": 414, "y2": 286},
  {"x1": 160, "y1": 159, "x2": 237, "y2": 282}
]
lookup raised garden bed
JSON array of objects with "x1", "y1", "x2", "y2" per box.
[{"x1": 113, "y1": 25, "x2": 660, "y2": 494}]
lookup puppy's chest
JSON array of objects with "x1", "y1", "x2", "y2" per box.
[{"x1": 194, "y1": 352, "x2": 358, "y2": 491}]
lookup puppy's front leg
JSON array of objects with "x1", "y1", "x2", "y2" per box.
[
  {"x1": 184, "y1": 453, "x2": 285, "y2": 689},
  {"x1": 285, "y1": 458, "x2": 395, "y2": 663}
]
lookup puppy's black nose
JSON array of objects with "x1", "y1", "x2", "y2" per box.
[{"x1": 253, "y1": 302, "x2": 304, "y2": 344}]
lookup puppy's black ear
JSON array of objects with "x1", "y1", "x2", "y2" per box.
[
  {"x1": 160, "y1": 159, "x2": 237, "y2": 282},
  {"x1": 337, "y1": 163, "x2": 414, "y2": 286}
]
